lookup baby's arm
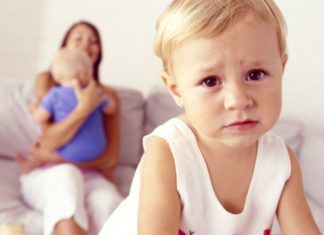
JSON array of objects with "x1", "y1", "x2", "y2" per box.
[
  {"x1": 276, "y1": 146, "x2": 320, "y2": 234},
  {"x1": 17, "y1": 107, "x2": 54, "y2": 169},
  {"x1": 138, "y1": 137, "x2": 181, "y2": 235},
  {"x1": 32, "y1": 106, "x2": 51, "y2": 124}
]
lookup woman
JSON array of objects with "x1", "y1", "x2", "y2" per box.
[{"x1": 18, "y1": 21, "x2": 122, "y2": 235}]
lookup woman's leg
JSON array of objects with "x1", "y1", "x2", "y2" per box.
[
  {"x1": 54, "y1": 218, "x2": 87, "y2": 235},
  {"x1": 20, "y1": 164, "x2": 89, "y2": 235},
  {"x1": 84, "y1": 173, "x2": 123, "y2": 235}
]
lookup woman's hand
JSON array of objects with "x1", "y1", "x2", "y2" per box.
[
  {"x1": 38, "y1": 80, "x2": 104, "y2": 150},
  {"x1": 73, "y1": 85, "x2": 121, "y2": 182},
  {"x1": 15, "y1": 137, "x2": 63, "y2": 173},
  {"x1": 74, "y1": 79, "x2": 105, "y2": 117},
  {"x1": 28, "y1": 141, "x2": 63, "y2": 163},
  {"x1": 15, "y1": 153, "x2": 41, "y2": 173}
]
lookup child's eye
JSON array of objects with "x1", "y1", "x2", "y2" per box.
[
  {"x1": 201, "y1": 76, "x2": 222, "y2": 87},
  {"x1": 245, "y1": 69, "x2": 267, "y2": 81}
]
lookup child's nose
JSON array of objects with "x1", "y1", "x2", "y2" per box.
[{"x1": 223, "y1": 83, "x2": 253, "y2": 110}]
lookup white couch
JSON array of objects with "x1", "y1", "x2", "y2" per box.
[{"x1": 0, "y1": 80, "x2": 323, "y2": 234}]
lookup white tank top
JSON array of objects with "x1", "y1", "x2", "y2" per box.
[{"x1": 100, "y1": 118, "x2": 291, "y2": 235}]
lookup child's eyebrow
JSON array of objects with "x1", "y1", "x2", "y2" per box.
[
  {"x1": 198, "y1": 60, "x2": 268, "y2": 74},
  {"x1": 240, "y1": 60, "x2": 265, "y2": 67},
  {"x1": 198, "y1": 61, "x2": 224, "y2": 73}
]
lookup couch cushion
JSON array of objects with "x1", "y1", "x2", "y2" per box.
[
  {"x1": 144, "y1": 87, "x2": 182, "y2": 135},
  {"x1": 0, "y1": 80, "x2": 38, "y2": 158},
  {"x1": 116, "y1": 87, "x2": 145, "y2": 166},
  {"x1": 299, "y1": 128, "x2": 324, "y2": 208},
  {"x1": 271, "y1": 119, "x2": 303, "y2": 155},
  {"x1": 0, "y1": 158, "x2": 43, "y2": 235},
  {"x1": 0, "y1": 157, "x2": 25, "y2": 211}
]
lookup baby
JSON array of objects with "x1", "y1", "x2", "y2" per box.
[{"x1": 32, "y1": 47, "x2": 115, "y2": 163}]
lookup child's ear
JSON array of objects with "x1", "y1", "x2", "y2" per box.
[
  {"x1": 161, "y1": 71, "x2": 183, "y2": 108},
  {"x1": 282, "y1": 53, "x2": 288, "y2": 70}
]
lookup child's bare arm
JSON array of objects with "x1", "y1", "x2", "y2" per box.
[
  {"x1": 138, "y1": 137, "x2": 181, "y2": 235},
  {"x1": 277, "y1": 146, "x2": 320, "y2": 234},
  {"x1": 32, "y1": 106, "x2": 51, "y2": 124}
]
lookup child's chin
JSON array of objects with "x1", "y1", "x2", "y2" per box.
[{"x1": 223, "y1": 135, "x2": 259, "y2": 148}]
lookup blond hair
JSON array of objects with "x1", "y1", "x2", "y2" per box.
[
  {"x1": 51, "y1": 48, "x2": 92, "y2": 83},
  {"x1": 154, "y1": 0, "x2": 287, "y2": 72}
]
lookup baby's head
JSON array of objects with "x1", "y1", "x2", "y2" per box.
[
  {"x1": 51, "y1": 48, "x2": 93, "y2": 87},
  {"x1": 154, "y1": 0, "x2": 287, "y2": 75}
]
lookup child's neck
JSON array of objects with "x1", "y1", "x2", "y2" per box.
[{"x1": 198, "y1": 136, "x2": 257, "y2": 162}]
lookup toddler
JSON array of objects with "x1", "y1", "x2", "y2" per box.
[{"x1": 100, "y1": 0, "x2": 320, "y2": 234}]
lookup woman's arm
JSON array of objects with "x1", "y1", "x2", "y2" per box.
[
  {"x1": 40, "y1": 80, "x2": 105, "y2": 150},
  {"x1": 138, "y1": 137, "x2": 181, "y2": 235},
  {"x1": 29, "y1": 84, "x2": 121, "y2": 173},
  {"x1": 277, "y1": 146, "x2": 320, "y2": 234},
  {"x1": 76, "y1": 86, "x2": 121, "y2": 174}
]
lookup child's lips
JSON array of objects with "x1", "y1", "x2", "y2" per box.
[{"x1": 224, "y1": 120, "x2": 259, "y2": 130}]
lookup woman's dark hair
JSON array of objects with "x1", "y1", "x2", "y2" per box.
[{"x1": 60, "y1": 21, "x2": 102, "y2": 82}]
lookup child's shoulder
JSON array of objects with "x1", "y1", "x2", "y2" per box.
[
  {"x1": 43, "y1": 86, "x2": 75, "y2": 103},
  {"x1": 144, "y1": 117, "x2": 195, "y2": 152},
  {"x1": 148, "y1": 117, "x2": 191, "y2": 138}
]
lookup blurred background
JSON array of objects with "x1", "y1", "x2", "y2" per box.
[{"x1": 0, "y1": 0, "x2": 323, "y2": 131}]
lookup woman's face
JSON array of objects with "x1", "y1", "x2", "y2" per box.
[{"x1": 65, "y1": 24, "x2": 101, "y2": 64}]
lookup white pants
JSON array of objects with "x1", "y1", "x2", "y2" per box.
[{"x1": 20, "y1": 163, "x2": 123, "y2": 235}]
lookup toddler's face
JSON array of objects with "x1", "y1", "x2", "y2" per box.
[
  {"x1": 58, "y1": 66, "x2": 93, "y2": 88},
  {"x1": 74, "y1": 69, "x2": 93, "y2": 87},
  {"x1": 169, "y1": 13, "x2": 286, "y2": 148}
]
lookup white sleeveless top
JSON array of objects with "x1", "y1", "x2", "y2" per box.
[{"x1": 99, "y1": 118, "x2": 291, "y2": 235}]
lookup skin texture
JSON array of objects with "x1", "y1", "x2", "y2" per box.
[
  {"x1": 16, "y1": 22, "x2": 120, "y2": 235},
  {"x1": 138, "y1": 13, "x2": 320, "y2": 235}
]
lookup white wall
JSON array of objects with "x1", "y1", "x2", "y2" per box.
[
  {"x1": 0, "y1": 0, "x2": 43, "y2": 83},
  {"x1": 0, "y1": 0, "x2": 323, "y2": 131},
  {"x1": 276, "y1": 0, "x2": 324, "y2": 132},
  {"x1": 35, "y1": 0, "x2": 172, "y2": 93}
]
